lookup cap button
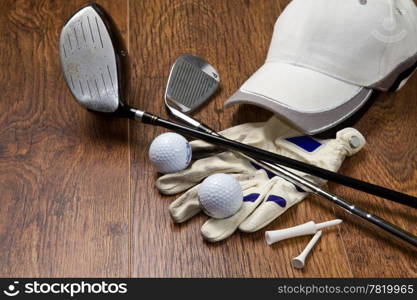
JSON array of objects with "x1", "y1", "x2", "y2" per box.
[{"x1": 349, "y1": 136, "x2": 361, "y2": 149}]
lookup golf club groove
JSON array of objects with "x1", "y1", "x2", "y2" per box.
[
  {"x1": 101, "y1": 73, "x2": 109, "y2": 96},
  {"x1": 79, "y1": 80, "x2": 84, "y2": 96},
  {"x1": 80, "y1": 21, "x2": 87, "y2": 43},
  {"x1": 86, "y1": 79, "x2": 93, "y2": 99},
  {"x1": 107, "y1": 65, "x2": 116, "y2": 95},
  {"x1": 62, "y1": 44, "x2": 67, "y2": 58},
  {"x1": 94, "y1": 78, "x2": 102, "y2": 101},
  {"x1": 73, "y1": 26, "x2": 80, "y2": 49},
  {"x1": 70, "y1": 74, "x2": 75, "y2": 89},
  {"x1": 95, "y1": 16, "x2": 104, "y2": 48},
  {"x1": 67, "y1": 32, "x2": 72, "y2": 50},
  {"x1": 87, "y1": 16, "x2": 94, "y2": 43}
]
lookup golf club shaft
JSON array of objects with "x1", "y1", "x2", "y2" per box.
[
  {"x1": 169, "y1": 117, "x2": 417, "y2": 249},
  {"x1": 134, "y1": 109, "x2": 416, "y2": 208}
]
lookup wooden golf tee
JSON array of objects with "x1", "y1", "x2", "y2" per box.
[
  {"x1": 292, "y1": 231, "x2": 323, "y2": 269},
  {"x1": 265, "y1": 219, "x2": 342, "y2": 245}
]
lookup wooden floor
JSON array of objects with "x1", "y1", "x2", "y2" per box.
[{"x1": 0, "y1": 0, "x2": 416, "y2": 277}]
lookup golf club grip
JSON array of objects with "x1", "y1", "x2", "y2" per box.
[{"x1": 141, "y1": 113, "x2": 417, "y2": 208}]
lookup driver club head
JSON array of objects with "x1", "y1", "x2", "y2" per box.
[
  {"x1": 59, "y1": 4, "x2": 126, "y2": 114},
  {"x1": 164, "y1": 54, "x2": 220, "y2": 117}
]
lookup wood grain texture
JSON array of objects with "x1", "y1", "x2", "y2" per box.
[
  {"x1": 0, "y1": 0, "x2": 129, "y2": 277},
  {"x1": 332, "y1": 89, "x2": 417, "y2": 277},
  {"x1": 0, "y1": 0, "x2": 415, "y2": 278}
]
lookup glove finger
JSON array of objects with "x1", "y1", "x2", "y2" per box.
[
  {"x1": 239, "y1": 177, "x2": 308, "y2": 232},
  {"x1": 169, "y1": 185, "x2": 201, "y2": 223},
  {"x1": 156, "y1": 152, "x2": 252, "y2": 195},
  {"x1": 201, "y1": 172, "x2": 276, "y2": 242}
]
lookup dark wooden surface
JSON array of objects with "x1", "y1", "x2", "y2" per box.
[
  {"x1": 0, "y1": 0, "x2": 130, "y2": 277},
  {"x1": 0, "y1": 0, "x2": 415, "y2": 278}
]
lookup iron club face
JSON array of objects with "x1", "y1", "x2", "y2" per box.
[
  {"x1": 165, "y1": 54, "x2": 220, "y2": 115},
  {"x1": 164, "y1": 54, "x2": 220, "y2": 130}
]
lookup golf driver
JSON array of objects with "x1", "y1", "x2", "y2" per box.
[
  {"x1": 59, "y1": 5, "x2": 417, "y2": 248},
  {"x1": 164, "y1": 54, "x2": 417, "y2": 249}
]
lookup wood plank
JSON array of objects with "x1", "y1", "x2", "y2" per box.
[
  {"x1": 129, "y1": 0, "x2": 352, "y2": 277},
  {"x1": 0, "y1": 0, "x2": 129, "y2": 277}
]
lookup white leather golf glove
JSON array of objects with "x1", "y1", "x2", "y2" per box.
[{"x1": 156, "y1": 117, "x2": 365, "y2": 242}]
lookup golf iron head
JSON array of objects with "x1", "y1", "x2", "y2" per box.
[
  {"x1": 165, "y1": 54, "x2": 220, "y2": 125},
  {"x1": 59, "y1": 4, "x2": 130, "y2": 116}
]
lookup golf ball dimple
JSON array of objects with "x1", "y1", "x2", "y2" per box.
[
  {"x1": 149, "y1": 132, "x2": 192, "y2": 174},
  {"x1": 198, "y1": 173, "x2": 243, "y2": 219}
]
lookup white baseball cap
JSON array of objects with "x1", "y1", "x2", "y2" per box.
[{"x1": 225, "y1": 0, "x2": 417, "y2": 134}]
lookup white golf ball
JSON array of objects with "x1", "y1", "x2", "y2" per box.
[
  {"x1": 198, "y1": 173, "x2": 243, "y2": 219},
  {"x1": 149, "y1": 132, "x2": 192, "y2": 174}
]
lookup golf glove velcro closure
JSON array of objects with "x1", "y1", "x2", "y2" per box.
[{"x1": 156, "y1": 117, "x2": 365, "y2": 242}]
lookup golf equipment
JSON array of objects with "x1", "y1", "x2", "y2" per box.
[
  {"x1": 292, "y1": 231, "x2": 322, "y2": 270},
  {"x1": 60, "y1": 5, "x2": 415, "y2": 209},
  {"x1": 198, "y1": 174, "x2": 243, "y2": 219},
  {"x1": 265, "y1": 219, "x2": 342, "y2": 245},
  {"x1": 149, "y1": 132, "x2": 191, "y2": 174},
  {"x1": 164, "y1": 56, "x2": 417, "y2": 208},
  {"x1": 60, "y1": 5, "x2": 417, "y2": 248},
  {"x1": 163, "y1": 55, "x2": 417, "y2": 248}
]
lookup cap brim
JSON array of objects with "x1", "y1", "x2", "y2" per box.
[{"x1": 225, "y1": 62, "x2": 373, "y2": 135}]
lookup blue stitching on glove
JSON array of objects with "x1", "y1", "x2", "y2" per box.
[
  {"x1": 243, "y1": 193, "x2": 260, "y2": 202},
  {"x1": 285, "y1": 136, "x2": 322, "y2": 152},
  {"x1": 266, "y1": 195, "x2": 287, "y2": 207}
]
